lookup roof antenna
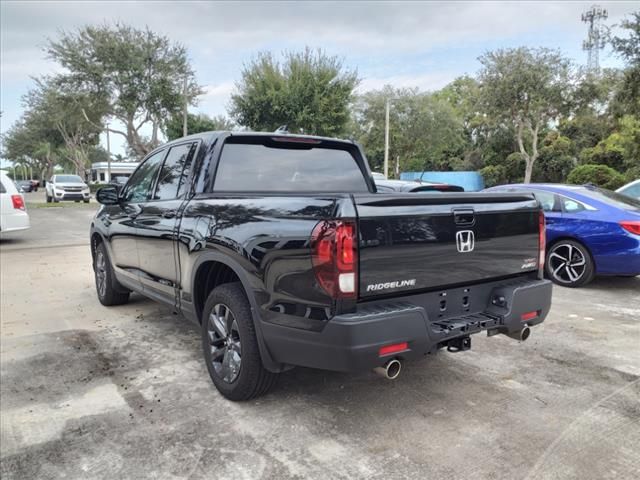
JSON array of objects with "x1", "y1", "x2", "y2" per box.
[{"x1": 275, "y1": 125, "x2": 288, "y2": 134}]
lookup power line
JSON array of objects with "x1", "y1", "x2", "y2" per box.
[{"x1": 581, "y1": 5, "x2": 608, "y2": 75}]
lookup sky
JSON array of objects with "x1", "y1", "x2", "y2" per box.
[{"x1": 1, "y1": 0, "x2": 637, "y2": 162}]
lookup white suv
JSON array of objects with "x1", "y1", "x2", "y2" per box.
[
  {"x1": 0, "y1": 170, "x2": 30, "y2": 234},
  {"x1": 46, "y1": 174, "x2": 91, "y2": 203}
]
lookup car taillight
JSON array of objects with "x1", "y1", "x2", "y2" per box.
[
  {"x1": 11, "y1": 195, "x2": 25, "y2": 211},
  {"x1": 620, "y1": 221, "x2": 640, "y2": 236},
  {"x1": 539, "y1": 210, "x2": 546, "y2": 276},
  {"x1": 311, "y1": 220, "x2": 357, "y2": 298}
]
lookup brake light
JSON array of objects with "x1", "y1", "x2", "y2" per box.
[
  {"x1": 521, "y1": 311, "x2": 539, "y2": 322},
  {"x1": 311, "y1": 220, "x2": 357, "y2": 298},
  {"x1": 620, "y1": 221, "x2": 640, "y2": 235},
  {"x1": 11, "y1": 195, "x2": 25, "y2": 211},
  {"x1": 538, "y1": 210, "x2": 546, "y2": 276},
  {"x1": 271, "y1": 136, "x2": 322, "y2": 144}
]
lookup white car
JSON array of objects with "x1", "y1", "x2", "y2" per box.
[
  {"x1": 617, "y1": 179, "x2": 640, "y2": 200},
  {"x1": 46, "y1": 174, "x2": 91, "y2": 203},
  {"x1": 0, "y1": 170, "x2": 30, "y2": 234}
]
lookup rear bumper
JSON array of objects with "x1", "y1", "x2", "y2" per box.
[
  {"x1": 261, "y1": 278, "x2": 552, "y2": 372},
  {"x1": 0, "y1": 211, "x2": 30, "y2": 233}
]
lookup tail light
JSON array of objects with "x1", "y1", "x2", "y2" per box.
[
  {"x1": 11, "y1": 195, "x2": 25, "y2": 211},
  {"x1": 311, "y1": 220, "x2": 357, "y2": 298},
  {"x1": 620, "y1": 221, "x2": 640, "y2": 235},
  {"x1": 538, "y1": 210, "x2": 546, "y2": 277}
]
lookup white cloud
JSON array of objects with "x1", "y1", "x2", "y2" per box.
[{"x1": 1, "y1": 0, "x2": 637, "y2": 155}]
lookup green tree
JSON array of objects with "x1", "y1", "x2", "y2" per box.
[
  {"x1": 47, "y1": 23, "x2": 203, "y2": 158},
  {"x1": 23, "y1": 80, "x2": 107, "y2": 179},
  {"x1": 230, "y1": 48, "x2": 359, "y2": 136},
  {"x1": 610, "y1": 12, "x2": 640, "y2": 116},
  {"x1": 165, "y1": 113, "x2": 234, "y2": 141},
  {"x1": 533, "y1": 132, "x2": 577, "y2": 183},
  {"x1": 350, "y1": 86, "x2": 466, "y2": 175},
  {"x1": 478, "y1": 47, "x2": 573, "y2": 183},
  {"x1": 567, "y1": 164, "x2": 626, "y2": 190}
]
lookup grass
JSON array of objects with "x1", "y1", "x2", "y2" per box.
[{"x1": 29, "y1": 201, "x2": 98, "y2": 209}]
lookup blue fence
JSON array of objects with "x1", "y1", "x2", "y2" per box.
[{"x1": 400, "y1": 171, "x2": 485, "y2": 192}]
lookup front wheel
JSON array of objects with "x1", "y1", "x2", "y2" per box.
[
  {"x1": 46, "y1": 194, "x2": 51, "y2": 203},
  {"x1": 545, "y1": 240, "x2": 594, "y2": 288},
  {"x1": 201, "y1": 283, "x2": 277, "y2": 401}
]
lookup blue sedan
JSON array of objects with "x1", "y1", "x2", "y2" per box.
[{"x1": 485, "y1": 184, "x2": 640, "y2": 287}]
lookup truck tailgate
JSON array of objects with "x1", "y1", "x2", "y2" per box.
[{"x1": 355, "y1": 193, "x2": 541, "y2": 299}]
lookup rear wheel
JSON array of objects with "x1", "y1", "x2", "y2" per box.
[
  {"x1": 94, "y1": 242, "x2": 130, "y2": 306},
  {"x1": 46, "y1": 193, "x2": 51, "y2": 203},
  {"x1": 545, "y1": 240, "x2": 594, "y2": 288},
  {"x1": 201, "y1": 283, "x2": 277, "y2": 401}
]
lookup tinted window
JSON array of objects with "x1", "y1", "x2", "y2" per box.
[
  {"x1": 214, "y1": 142, "x2": 368, "y2": 192},
  {"x1": 153, "y1": 143, "x2": 194, "y2": 200},
  {"x1": 561, "y1": 197, "x2": 585, "y2": 213},
  {"x1": 530, "y1": 191, "x2": 557, "y2": 212},
  {"x1": 0, "y1": 179, "x2": 6, "y2": 194},
  {"x1": 579, "y1": 186, "x2": 640, "y2": 211},
  {"x1": 122, "y1": 150, "x2": 166, "y2": 203}
]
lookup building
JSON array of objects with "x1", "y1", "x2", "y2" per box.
[{"x1": 90, "y1": 162, "x2": 139, "y2": 184}]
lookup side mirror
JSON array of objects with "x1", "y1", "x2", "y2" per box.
[{"x1": 96, "y1": 185, "x2": 120, "y2": 205}]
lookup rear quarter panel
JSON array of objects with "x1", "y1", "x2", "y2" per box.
[{"x1": 177, "y1": 195, "x2": 349, "y2": 331}]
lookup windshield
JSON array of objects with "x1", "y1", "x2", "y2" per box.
[
  {"x1": 579, "y1": 186, "x2": 640, "y2": 211},
  {"x1": 56, "y1": 175, "x2": 83, "y2": 183}
]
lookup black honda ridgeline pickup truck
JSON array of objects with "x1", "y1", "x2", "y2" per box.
[{"x1": 91, "y1": 132, "x2": 552, "y2": 400}]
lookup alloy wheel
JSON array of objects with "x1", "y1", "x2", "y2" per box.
[
  {"x1": 207, "y1": 303, "x2": 242, "y2": 383},
  {"x1": 95, "y1": 251, "x2": 107, "y2": 298},
  {"x1": 548, "y1": 243, "x2": 587, "y2": 284}
]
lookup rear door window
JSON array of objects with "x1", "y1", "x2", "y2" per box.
[
  {"x1": 214, "y1": 140, "x2": 369, "y2": 193},
  {"x1": 0, "y1": 179, "x2": 6, "y2": 193}
]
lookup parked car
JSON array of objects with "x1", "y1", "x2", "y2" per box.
[
  {"x1": 485, "y1": 183, "x2": 640, "y2": 287},
  {"x1": 0, "y1": 170, "x2": 30, "y2": 234},
  {"x1": 16, "y1": 180, "x2": 34, "y2": 193},
  {"x1": 375, "y1": 178, "x2": 464, "y2": 193},
  {"x1": 91, "y1": 132, "x2": 551, "y2": 400},
  {"x1": 46, "y1": 174, "x2": 90, "y2": 203},
  {"x1": 617, "y1": 179, "x2": 640, "y2": 200}
]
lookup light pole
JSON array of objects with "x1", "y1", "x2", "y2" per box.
[
  {"x1": 106, "y1": 123, "x2": 112, "y2": 183},
  {"x1": 384, "y1": 98, "x2": 390, "y2": 179}
]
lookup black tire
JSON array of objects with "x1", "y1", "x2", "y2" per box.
[
  {"x1": 46, "y1": 194, "x2": 51, "y2": 203},
  {"x1": 84, "y1": 199, "x2": 90, "y2": 203},
  {"x1": 545, "y1": 239, "x2": 595, "y2": 288},
  {"x1": 201, "y1": 283, "x2": 277, "y2": 401},
  {"x1": 94, "y1": 242, "x2": 130, "y2": 306}
]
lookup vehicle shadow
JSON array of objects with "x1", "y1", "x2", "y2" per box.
[{"x1": 580, "y1": 275, "x2": 639, "y2": 293}]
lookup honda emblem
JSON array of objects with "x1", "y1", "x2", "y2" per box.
[{"x1": 456, "y1": 230, "x2": 475, "y2": 253}]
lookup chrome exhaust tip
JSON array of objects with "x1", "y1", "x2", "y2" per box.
[
  {"x1": 505, "y1": 325, "x2": 531, "y2": 342},
  {"x1": 373, "y1": 359, "x2": 402, "y2": 380}
]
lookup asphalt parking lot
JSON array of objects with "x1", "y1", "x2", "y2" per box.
[{"x1": 1, "y1": 198, "x2": 639, "y2": 479}]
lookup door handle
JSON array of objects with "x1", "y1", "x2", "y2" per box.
[{"x1": 162, "y1": 210, "x2": 176, "y2": 219}]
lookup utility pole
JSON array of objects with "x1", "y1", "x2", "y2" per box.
[
  {"x1": 582, "y1": 5, "x2": 608, "y2": 75},
  {"x1": 384, "y1": 98, "x2": 390, "y2": 179},
  {"x1": 106, "y1": 124, "x2": 112, "y2": 183},
  {"x1": 182, "y1": 76, "x2": 188, "y2": 137}
]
